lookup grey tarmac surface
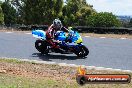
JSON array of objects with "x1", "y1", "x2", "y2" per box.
[{"x1": 0, "y1": 32, "x2": 132, "y2": 70}]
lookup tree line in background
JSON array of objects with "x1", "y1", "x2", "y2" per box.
[{"x1": 0, "y1": 0, "x2": 131, "y2": 27}]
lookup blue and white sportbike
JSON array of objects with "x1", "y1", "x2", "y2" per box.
[{"x1": 32, "y1": 29, "x2": 89, "y2": 57}]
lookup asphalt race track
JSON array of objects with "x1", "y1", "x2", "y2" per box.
[{"x1": 0, "y1": 32, "x2": 132, "y2": 70}]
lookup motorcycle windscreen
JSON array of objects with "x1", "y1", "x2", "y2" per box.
[
  {"x1": 72, "y1": 32, "x2": 83, "y2": 43},
  {"x1": 32, "y1": 30, "x2": 46, "y2": 39}
]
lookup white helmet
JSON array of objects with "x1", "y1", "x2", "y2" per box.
[{"x1": 53, "y1": 19, "x2": 62, "y2": 29}]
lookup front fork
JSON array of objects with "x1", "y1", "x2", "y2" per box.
[{"x1": 73, "y1": 43, "x2": 83, "y2": 52}]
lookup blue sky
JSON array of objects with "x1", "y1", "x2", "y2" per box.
[
  {"x1": 87, "y1": 0, "x2": 132, "y2": 15},
  {"x1": 63, "y1": 0, "x2": 132, "y2": 16},
  {"x1": 1, "y1": 0, "x2": 132, "y2": 15}
]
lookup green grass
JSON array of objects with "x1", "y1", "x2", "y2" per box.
[
  {"x1": 0, "y1": 73, "x2": 79, "y2": 88},
  {"x1": 0, "y1": 58, "x2": 24, "y2": 64},
  {"x1": 0, "y1": 73, "x2": 131, "y2": 88},
  {"x1": 0, "y1": 58, "x2": 131, "y2": 88},
  {"x1": 0, "y1": 58, "x2": 38, "y2": 65}
]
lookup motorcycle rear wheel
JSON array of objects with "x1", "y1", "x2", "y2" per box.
[{"x1": 35, "y1": 40, "x2": 48, "y2": 54}]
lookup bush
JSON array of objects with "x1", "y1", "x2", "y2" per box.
[{"x1": 87, "y1": 12, "x2": 121, "y2": 27}]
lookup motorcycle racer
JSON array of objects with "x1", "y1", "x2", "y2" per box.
[
  {"x1": 32, "y1": 23, "x2": 89, "y2": 57},
  {"x1": 46, "y1": 19, "x2": 69, "y2": 49}
]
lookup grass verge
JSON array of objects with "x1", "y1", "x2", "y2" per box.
[{"x1": 0, "y1": 58, "x2": 131, "y2": 88}]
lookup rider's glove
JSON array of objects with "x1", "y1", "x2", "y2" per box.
[
  {"x1": 53, "y1": 39, "x2": 62, "y2": 44},
  {"x1": 69, "y1": 30, "x2": 74, "y2": 37}
]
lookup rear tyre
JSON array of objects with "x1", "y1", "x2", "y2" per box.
[
  {"x1": 35, "y1": 40, "x2": 48, "y2": 54},
  {"x1": 75, "y1": 45, "x2": 89, "y2": 57}
]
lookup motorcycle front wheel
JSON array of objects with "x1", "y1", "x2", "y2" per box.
[{"x1": 75, "y1": 45, "x2": 89, "y2": 57}]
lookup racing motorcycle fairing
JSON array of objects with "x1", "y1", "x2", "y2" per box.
[{"x1": 32, "y1": 30, "x2": 46, "y2": 40}]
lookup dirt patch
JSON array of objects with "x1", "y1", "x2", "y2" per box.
[
  {"x1": 0, "y1": 61, "x2": 76, "y2": 82},
  {"x1": 81, "y1": 33, "x2": 132, "y2": 39}
]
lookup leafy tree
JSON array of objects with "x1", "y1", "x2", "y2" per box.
[
  {"x1": 62, "y1": 0, "x2": 96, "y2": 26},
  {"x1": 0, "y1": 0, "x2": 122, "y2": 28},
  {"x1": 87, "y1": 12, "x2": 121, "y2": 27},
  {"x1": 21, "y1": 0, "x2": 63, "y2": 25},
  {"x1": 11, "y1": 0, "x2": 24, "y2": 24},
  {"x1": 129, "y1": 18, "x2": 132, "y2": 27},
  {"x1": 0, "y1": 2, "x2": 4, "y2": 24},
  {"x1": 1, "y1": 1, "x2": 17, "y2": 26}
]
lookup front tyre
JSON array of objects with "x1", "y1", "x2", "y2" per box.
[
  {"x1": 75, "y1": 45, "x2": 89, "y2": 57},
  {"x1": 35, "y1": 40, "x2": 48, "y2": 54}
]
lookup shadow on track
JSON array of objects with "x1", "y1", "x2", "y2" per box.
[{"x1": 31, "y1": 53, "x2": 86, "y2": 61}]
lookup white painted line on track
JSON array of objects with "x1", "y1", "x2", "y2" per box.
[
  {"x1": 84, "y1": 36, "x2": 130, "y2": 40},
  {"x1": 1, "y1": 57, "x2": 132, "y2": 73},
  {"x1": 120, "y1": 38, "x2": 127, "y2": 39},
  {"x1": 68, "y1": 64, "x2": 78, "y2": 67},
  {"x1": 100, "y1": 37, "x2": 106, "y2": 38},
  {"x1": 58, "y1": 63, "x2": 67, "y2": 66},
  {"x1": 5, "y1": 32, "x2": 13, "y2": 33},
  {"x1": 85, "y1": 36, "x2": 90, "y2": 37},
  {"x1": 25, "y1": 33, "x2": 32, "y2": 34}
]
